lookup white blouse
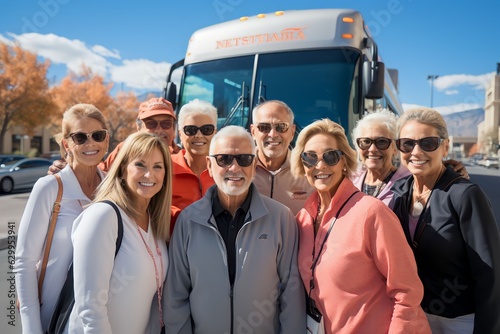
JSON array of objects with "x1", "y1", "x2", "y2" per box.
[
  {"x1": 15, "y1": 166, "x2": 105, "y2": 334},
  {"x1": 68, "y1": 202, "x2": 168, "y2": 334}
]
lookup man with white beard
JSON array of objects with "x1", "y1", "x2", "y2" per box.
[{"x1": 165, "y1": 125, "x2": 305, "y2": 334}]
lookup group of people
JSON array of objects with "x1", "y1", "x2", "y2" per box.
[{"x1": 14, "y1": 96, "x2": 500, "y2": 334}]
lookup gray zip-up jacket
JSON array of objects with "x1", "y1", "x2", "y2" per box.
[{"x1": 165, "y1": 184, "x2": 306, "y2": 334}]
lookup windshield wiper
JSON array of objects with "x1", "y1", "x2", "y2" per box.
[{"x1": 222, "y1": 82, "x2": 249, "y2": 127}]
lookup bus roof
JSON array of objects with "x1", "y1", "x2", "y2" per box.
[{"x1": 185, "y1": 8, "x2": 371, "y2": 64}]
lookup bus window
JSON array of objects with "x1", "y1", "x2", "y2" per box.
[
  {"x1": 254, "y1": 49, "x2": 360, "y2": 133},
  {"x1": 180, "y1": 56, "x2": 254, "y2": 129}
]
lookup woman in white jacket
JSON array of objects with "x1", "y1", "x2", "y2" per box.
[
  {"x1": 69, "y1": 132, "x2": 172, "y2": 334},
  {"x1": 15, "y1": 104, "x2": 109, "y2": 333}
]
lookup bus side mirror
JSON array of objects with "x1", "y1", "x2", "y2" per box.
[
  {"x1": 163, "y1": 82, "x2": 178, "y2": 111},
  {"x1": 363, "y1": 60, "x2": 385, "y2": 99}
]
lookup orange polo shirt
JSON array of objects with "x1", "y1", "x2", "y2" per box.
[{"x1": 170, "y1": 150, "x2": 214, "y2": 233}]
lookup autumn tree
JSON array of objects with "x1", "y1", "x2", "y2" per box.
[
  {"x1": 51, "y1": 66, "x2": 137, "y2": 151},
  {"x1": 0, "y1": 42, "x2": 57, "y2": 153}
]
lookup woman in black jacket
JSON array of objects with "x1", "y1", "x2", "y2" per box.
[{"x1": 390, "y1": 107, "x2": 500, "y2": 334}]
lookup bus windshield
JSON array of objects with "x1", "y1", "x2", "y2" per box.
[{"x1": 180, "y1": 49, "x2": 360, "y2": 133}]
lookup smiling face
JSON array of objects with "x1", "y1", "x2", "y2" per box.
[
  {"x1": 398, "y1": 120, "x2": 449, "y2": 178},
  {"x1": 303, "y1": 133, "x2": 346, "y2": 196},
  {"x1": 207, "y1": 135, "x2": 256, "y2": 200},
  {"x1": 356, "y1": 124, "x2": 397, "y2": 174},
  {"x1": 179, "y1": 114, "x2": 216, "y2": 158},
  {"x1": 251, "y1": 102, "x2": 295, "y2": 162},
  {"x1": 64, "y1": 117, "x2": 108, "y2": 167},
  {"x1": 140, "y1": 114, "x2": 176, "y2": 146},
  {"x1": 124, "y1": 147, "x2": 166, "y2": 202}
]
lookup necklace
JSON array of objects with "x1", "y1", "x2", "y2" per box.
[
  {"x1": 412, "y1": 188, "x2": 432, "y2": 216},
  {"x1": 136, "y1": 222, "x2": 165, "y2": 330}
]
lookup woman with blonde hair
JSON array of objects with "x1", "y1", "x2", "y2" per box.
[
  {"x1": 291, "y1": 118, "x2": 430, "y2": 333},
  {"x1": 15, "y1": 103, "x2": 108, "y2": 333},
  {"x1": 68, "y1": 131, "x2": 172, "y2": 333},
  {"x1": 391, "y1": 107, "x2": 500, "y2": 333}
]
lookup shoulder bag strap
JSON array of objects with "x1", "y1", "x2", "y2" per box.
[
  {"x1": 100, "y1": 200, "x2": 124, "y2": 255},
  {"x1": 38, "y1": 173, "x2": 63, "y2": 302}
]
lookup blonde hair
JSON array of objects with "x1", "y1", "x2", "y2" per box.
[
  {"x1": 54, "y1": 103, "x2": 108, "y2": 159},
  {"x1": 291, "y1": 118, "x2": 357, "y2": 178},
  {"x1": 94, "y1": 132, "x2": 172, "y2": 241},
  {"x1": 397, "y1": 107, "x2": 449, "y2": 139}
]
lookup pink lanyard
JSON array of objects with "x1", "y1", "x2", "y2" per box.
[{"x1": 136, "y1": 224, "x2": 165, "y2": 329}]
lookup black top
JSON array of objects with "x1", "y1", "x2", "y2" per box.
[
  {"x1": 212, "y1": 186, "x2": 253, "y2": 285},
  {"x1": 391, "y1": 166, "x2": 500, "y2": 333}
]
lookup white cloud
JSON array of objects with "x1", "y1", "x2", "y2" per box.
[
  {"x1": 92, "y1": 45, "x2": 120, "y2": 59},
  {"x1": 444, "y1": 90, "x2": 459, "y2": 95},
  {"x1": 7, "y1": 32, "x2": 110, "y2": 76},
  {"x1": 433, "y1": 72, "x2": 495, "y2": 91},
  {"x1": 110, "y1": 59, "x2": 170, "y2": 90},
  {"x1": 402, "y1": 102, "x2": 482, "y2": 115},
  {"x1": 1, "y1": 32, "x2": 171, "y2": 92}
]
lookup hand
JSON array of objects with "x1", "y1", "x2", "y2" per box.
[
  {"x1": 443, "y1": 159, "x2": 469, "y2": 180},
  {"x1": 47, "y1": 159, "x2": 67, "y2": 175}
]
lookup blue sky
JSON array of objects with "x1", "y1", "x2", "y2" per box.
[{"x1": 1, "y1": 0, "x2": 499, "y2": 114}]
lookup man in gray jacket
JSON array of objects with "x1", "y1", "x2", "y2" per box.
[{"x1": 165, "y1": 125, "x2": 306, "y2": 334}]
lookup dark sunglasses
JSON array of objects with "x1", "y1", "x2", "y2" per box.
[
  {"x1": 356, "y1": 137, "x2": 393, "y2": 150},
  {"x1": 183, "y1": 124, "x2": 215, "y2": 136},
  {"x1": 301, "y1": 150, "x2": 343, "y2": 168},
  {"x1": 396, "y1": 136, "x2": 443, "y2": 153},
  {"x1": 144, "y1": 119, "x2": 174, "y2": 130},
  {"x1": 69, "y1": 130, "x2": 108, "y2": 145},
  {"x1": 210, "y1": 154, "x2": 255, "y2": 168},
  {"x1": 256, "y1": 122, "x2": 290, "y2": 134}
]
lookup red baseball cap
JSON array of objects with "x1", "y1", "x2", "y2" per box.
[{"x1": 138, "y1": 98, "x2": 176, "y2": 120}]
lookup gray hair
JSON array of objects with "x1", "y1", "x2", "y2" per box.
[
  {"x1": 397, "y1": 107, "x2": 449, "y2": 139},
  {"x1": 352, "y1": 109, "x2": 398, "y2": 143},
  {"x1": 209, "y1": 125, "x2": 255, "y2": 155},
  {"x1": 178, "y1": 99, "x2": 218, "y2": 129},
  {"x1": 252, "y1": 100, "x2": 294, "y2": 124}
]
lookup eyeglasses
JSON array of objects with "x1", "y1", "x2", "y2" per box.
[
  {"x1": 356, "y1": 137, "x2": 393, "y2": 150},
  {"x1": 301, "y1": 150, "x2": 343, "y2": 168},
  {"x1": 183, "y1": 124, "x2": 215, "y2": 136},
  {"x1": 144, "y1": 120, "x2": 174, "y2": 130},
  {"x1": 396, "y1": 136, "x2": 443, "y2": 153},
  {"x1": 69, "y1": 130, "x2": 108, "y2": 145},
  {"x1": 256, "y1": 122, "x2": 290, "y2": 134},
  {"x1": 209, "y1": 154, "x2": 255, "y2": 168}
]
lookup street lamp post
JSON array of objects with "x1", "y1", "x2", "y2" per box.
[{"x1": 427, "y1": 75, "x2": 439, "y2": 108}]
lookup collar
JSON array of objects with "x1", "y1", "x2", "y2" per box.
[{"x1": 212, "y1": 185, "x2": 253, "y2": 217}]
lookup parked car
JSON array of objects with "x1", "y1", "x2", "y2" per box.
[
  {"x1": 470, "y1": 153, "x2": 484, "y2": 166},
  {"x1": 40, "y1": 151, "x2": 62, "y2": 161},
  {"x1": 0, "y1": 154, "x2": 26, "y2": 167},
  {"x1": 477, "y1": 157, "x2": 499, "y2": 169},
  {"x1": 0, "y1": 158, "x2": 53, "y2": 193}
]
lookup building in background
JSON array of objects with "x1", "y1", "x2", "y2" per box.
[{"x1": 478, "y1": 64, "x2": 500, "y2": 156}]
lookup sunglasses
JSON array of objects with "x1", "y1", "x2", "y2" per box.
[
  {"x1": 69, "y1": 130, "x2": 108, "y2": 145},
  {"x1": 396, "y1": 136, "x2": 443, "y2": 153},
  {"x1": 210, "y1": 154, "x2": 255, "y2": 168},
  {"x1": 301, "y1": 150, "x2": 343, "y2": 168},
  {"x1": 356, "y1": 137, "x2": 393, "y2": 150},
  {"x1": 144, "y1": 119, "x2": 174, "y2": 130},
  {"x1": 256, "y1": 122, "x2": 290, "y2": 134},
  {"x1": 183, "y1": 124, "x2": 215, "y2": 136}
]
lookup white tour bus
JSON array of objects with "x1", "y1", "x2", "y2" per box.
[{"x1": 163, "y1": 8, "x2": 403, "y2": 142}]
